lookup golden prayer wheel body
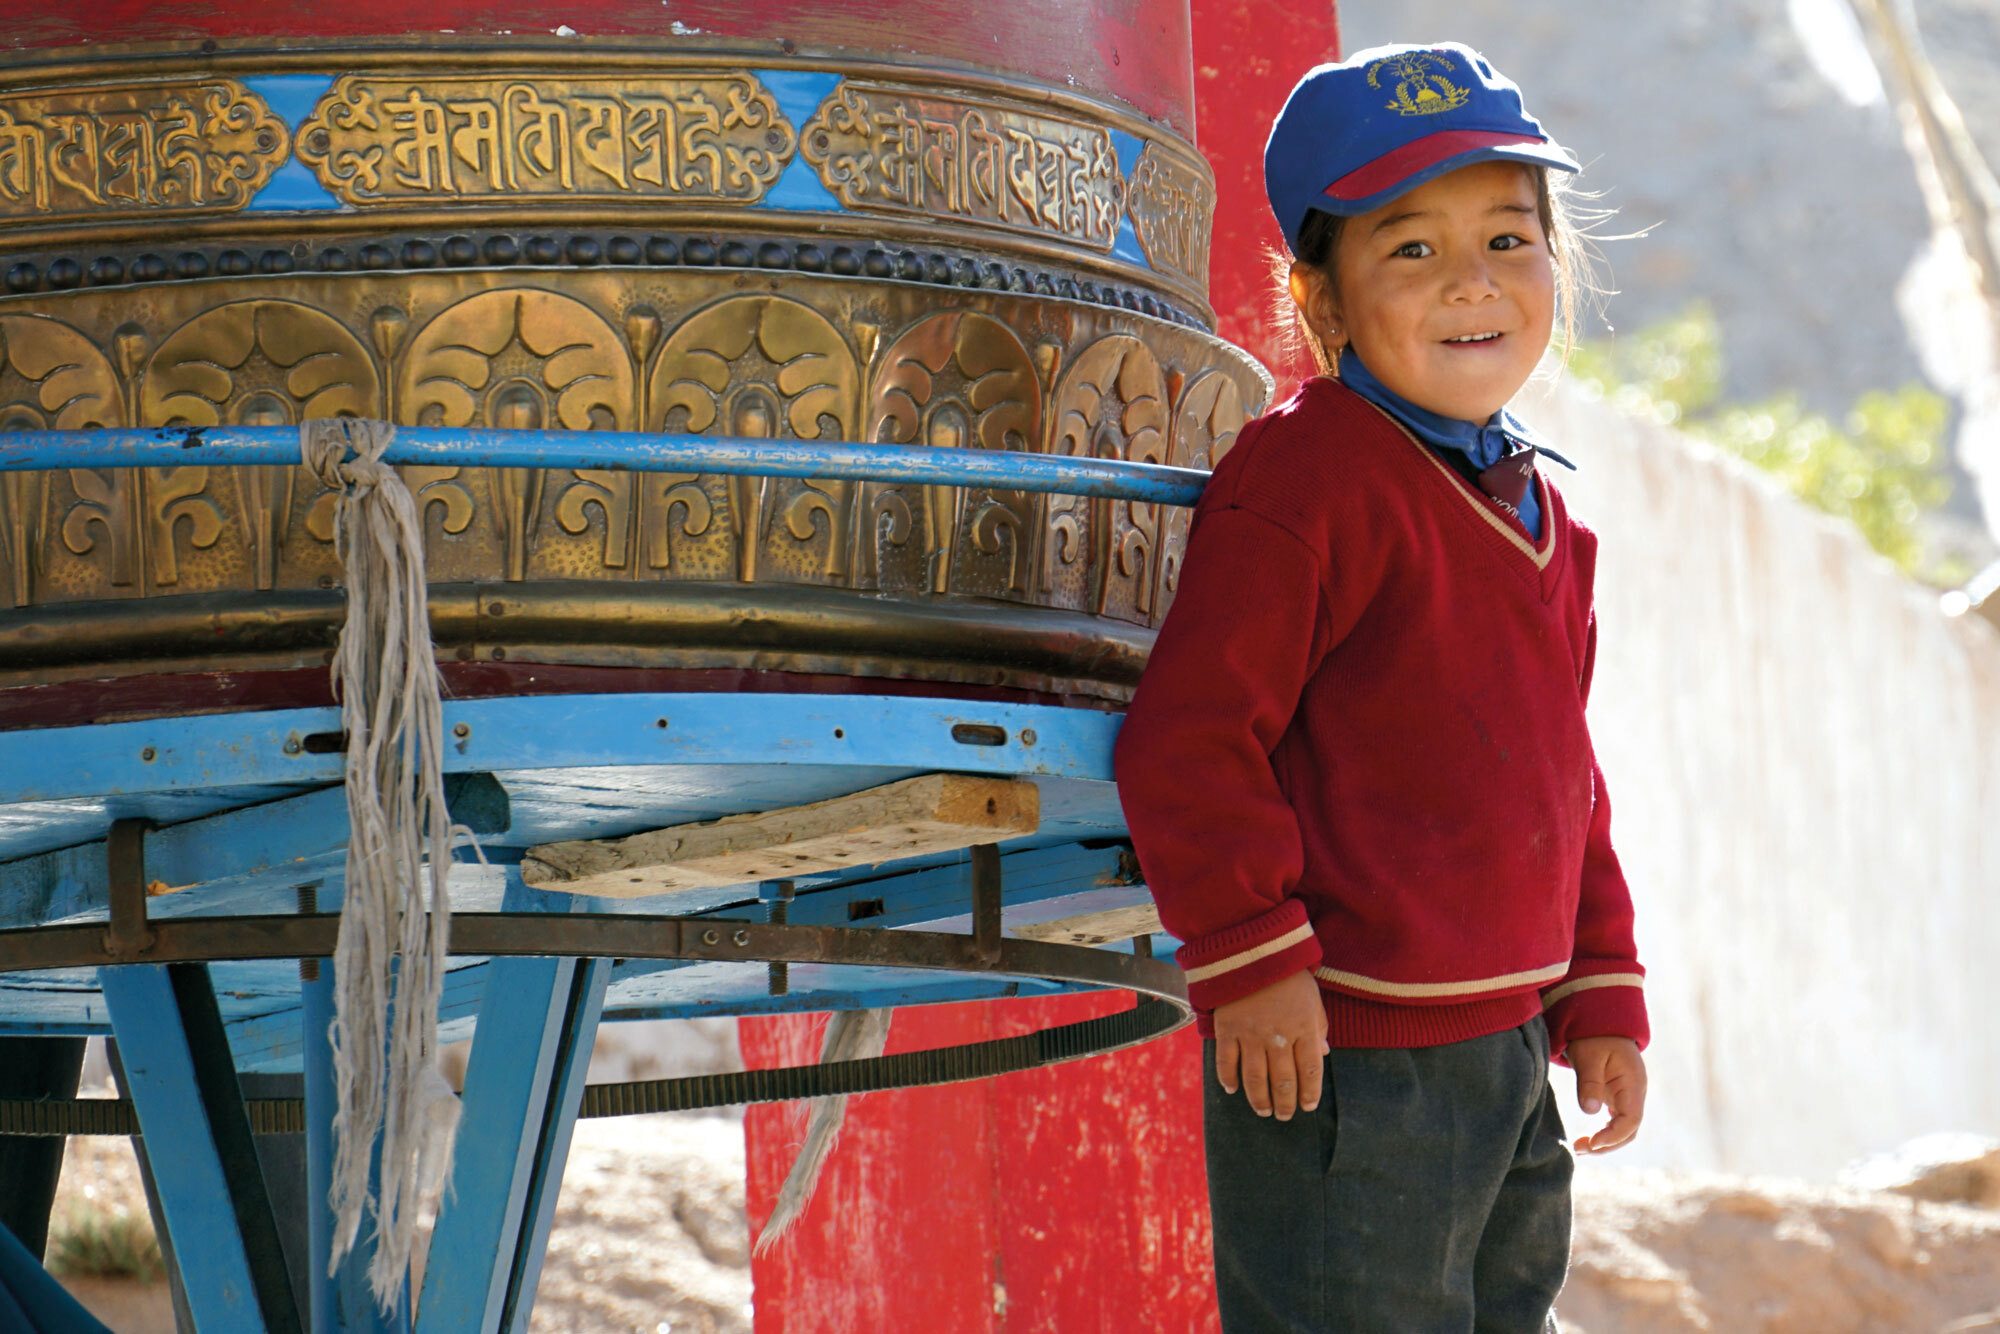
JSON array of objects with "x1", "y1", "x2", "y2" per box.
[{"x1": 0, "y1": 3, "x2": 1267, "y2": 715}]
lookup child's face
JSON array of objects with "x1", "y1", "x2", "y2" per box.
[{"x1": 1326, "y1": 161, "x2": 1555, "y2": 422}]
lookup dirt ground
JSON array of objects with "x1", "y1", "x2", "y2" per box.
[
  {"x1": 47, "y1": 1123, "x2": 2000, "y2": 1333},
  {"x1": 526, "y1": 1113, "x2": 753, "y2": 1334},
  {"x1": 1559, "y1": 1165, "x2": 2000, "y2": 1334}
]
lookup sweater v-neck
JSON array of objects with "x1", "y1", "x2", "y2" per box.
[{"x1": 1335, "y1": 383, "x2": 1565, "y2": 589}]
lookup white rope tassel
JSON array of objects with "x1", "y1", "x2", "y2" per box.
[
  {"x1": 754, "y1": 1007, "x2": 893, "y2": 1254},
  {"x1": 303, "y1": 417, "x2": 461, "y2": 1307}
]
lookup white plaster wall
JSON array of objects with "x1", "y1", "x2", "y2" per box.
[{"x1": 1524, "y1": 382, "x2": 2000, "y2": 1178}]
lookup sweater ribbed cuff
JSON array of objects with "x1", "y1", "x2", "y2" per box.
[
  {"x1": 1544, "y1": 976, "x2": 1649, "y2": 1063},
  {"x1": 1175, "y1": 898, "x2": 1323, "y2": 1014}
]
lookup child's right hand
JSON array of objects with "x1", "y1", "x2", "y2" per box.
[{"x1": 1211, "y1": 969, "x2": 1330, "y2": 1121}]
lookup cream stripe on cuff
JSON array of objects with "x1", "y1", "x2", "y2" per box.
[
  {"x1": 1540, "y1": 972, "x2": 1645, "y2": 1007},
  {"x1": 1181, "y1": 923, "x2": 1315, "y2": 984}
]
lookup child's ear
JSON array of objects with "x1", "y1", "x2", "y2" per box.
[
  {"x1": 1287, "y1": 263, "x2": 1343, "y2": 354},
  {"x1": 1288, "y1": 264, "x2": 1336, "y2": 342}
]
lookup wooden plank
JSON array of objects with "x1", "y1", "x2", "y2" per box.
[
  {"x1": 1010, "y1": 902, "x2": 1162, "y2": 946},
  {"x1": 521, "y1": 774, "x2": 1039, "y2": 899}
]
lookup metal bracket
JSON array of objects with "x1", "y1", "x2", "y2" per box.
[
  {"x1": 971, "y1": 843, "x2": 1003, "y2": 966},
  {"x1": 767, "y1": 879, "x2": 795, "y2": 997},
  {"x1": 103, "y1": 818, "x2": 156, "y2": 961}
]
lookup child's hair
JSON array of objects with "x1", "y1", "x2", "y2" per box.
[{"x1": 1271, "y1": 165, "x2": 1600, "y2": 379}]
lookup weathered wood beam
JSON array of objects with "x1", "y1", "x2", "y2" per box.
[
  {"x1": 521, "y1": 774, "x2": 1039, "y2": 899},
  {"x1": 1010, "y1": 902, "x2": 1161, "y2": 946}
]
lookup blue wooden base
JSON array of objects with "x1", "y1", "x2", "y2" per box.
[{"x1": 0, "y1": 694, "x2": 1172, "y2": 1331}]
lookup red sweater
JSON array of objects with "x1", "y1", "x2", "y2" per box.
[{"x1": 1115, "y1": 377, "x2": 1647, "y2": 1055}]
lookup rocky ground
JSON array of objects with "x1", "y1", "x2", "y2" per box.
[
  {"x1": 48, "y1": 1115, "x2": 2000, "y2": 1333},
  {"x1": 526, "y1": 1113, "x2": 752, "y2": 1334},
  {"x1": 1560, "y1": 1164, "x2": 2000, "y2": 1334}
]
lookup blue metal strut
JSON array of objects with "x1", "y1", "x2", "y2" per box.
[{"x1": 0, "y1": 426, "x2": 1209, "y2": 508}]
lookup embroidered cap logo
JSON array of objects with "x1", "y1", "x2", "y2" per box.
[{"x1": 1366, "y1": 52, "x2": 1472, "y2": 116}]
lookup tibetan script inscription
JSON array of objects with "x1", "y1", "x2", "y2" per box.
[
  {"x1": 0, "y1": 80, "x2": 288, "y2": 223},
  {"x1": 800, "y1": 82, "x2": 1123, "y2": 251},
  {"x1": 296, "y1": 74, "x2": 796, "y2": 207},
  {"x1": 1126, "y1": 144, "x2": 1214, "y2": 293}
]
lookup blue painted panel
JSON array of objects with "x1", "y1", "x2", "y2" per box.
[
  {"x1": 1110, "y1": 128, "x2": 1147, "y2": 180},
  {"x1": 1107, "y1": 129, "x2": 1154, "y2": 271},
  {"x1": 755, "y1": 69, "x2": 846, "y2": 214},
  {"x1": 0, "y1": 696, "x2": 1119, "y2": 803},
  {"x1": 242, "y1": 74, "x2": 336, "y2": 127},
  {"x1": 0, "y1": 784, "x2": 313, "y2": 864},
  {"x1": 757, "y1": 69, "x2": 844, "y2": 131},
  {"x1": 0, "y1": 785, "x2": 346, "y2": 929},
  {"x1": 491, "y1": 762, "x2": 926, "y2": 845},
  {"x1": 1113, "y1": 215, "x2": 1152, "y2": 269},
  {"x1": 242, "y1": 74, "x2": 343, "y2": 212},
  {"x1": 761, "y1": 155, "x2": 847, "y2": 213},
  {"x1": 247, "y1": 159, "x2": 345, "y2": 212},
  {"x1": 227, "y1": 959, "x2": 491, "y2": 1075},
  {"x1": 99, "y1": 965, "x2": 268, "y2": 1333}
]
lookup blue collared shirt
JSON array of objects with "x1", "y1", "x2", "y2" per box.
[{"x1": 1337, "y1": 348, "x2": 1569, "y2": 540}]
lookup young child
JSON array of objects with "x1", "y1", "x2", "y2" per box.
[{"x1": 1115, "y1": 42, "x2": 1648, "y2": 1333}]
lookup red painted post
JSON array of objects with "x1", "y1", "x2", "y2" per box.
[
  {"x1": 741, "y1": 5, "x2": 1341, "y2": 1328},
  {"x1": 1194, "y1": 0, "x2": 1344, "y2": 399},
  {"x1": 744, "y1": 993, "x2": 1222, "y2": 1332}
]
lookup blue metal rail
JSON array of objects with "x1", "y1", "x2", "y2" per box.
[{"x1": 0, "y1": 426, "x2": 1210, "y2": 507}]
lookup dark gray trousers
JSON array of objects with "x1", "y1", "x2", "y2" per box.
[{"x1": 1203, "y1": 1017, "x2": 1572, "y2": 1334}]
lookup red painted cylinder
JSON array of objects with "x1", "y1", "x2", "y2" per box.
[{"x1": 9, "y1": 1, "x2": 1197, "y2": 137}]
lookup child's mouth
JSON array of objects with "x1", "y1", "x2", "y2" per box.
[{"x1": 1443, "y1": 332, "x2": 1504, "y2": 344}]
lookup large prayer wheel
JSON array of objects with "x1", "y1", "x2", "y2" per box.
[{"x1": 0, "y1": 0, "x2": 1267, "y2": 711}]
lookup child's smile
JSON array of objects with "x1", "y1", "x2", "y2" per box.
[{"x1": 1328, "y1": 161, "x2": 1556, "y2": 423}]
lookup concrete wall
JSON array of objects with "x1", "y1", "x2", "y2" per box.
[{"x1": 1531, "y1": 382, "x2": 2000, "y2": 1178}]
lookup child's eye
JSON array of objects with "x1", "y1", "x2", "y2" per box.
[
  {"x1": 1490, "y1": 234, "x2": 1530, "y2": 251},
  {"x1": 1392, "y1": 240, "x2": 1433, "y2": 259}
]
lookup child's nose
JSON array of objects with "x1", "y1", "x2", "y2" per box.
[{"x1": 1443, "y1": 253, "x2": 1502, "y2": 301}]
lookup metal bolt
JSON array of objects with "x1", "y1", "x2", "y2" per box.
[
  {"x1": 283, "y1": 737, "x2": 302, "y2": 755},
  {"x1": 1020, "y1": 729, "x2": 1038, "y2": 746},
  {"x1": 140, "y1": 747, "x2": 156, "y2": 762},
  {"x1": 452, "y1": 722, "x2": 471, "y2": 739},
  {"x1": 701, "y1": 928, "x2": 720, "y2": 946},
  {"x1": 733, "y1": 929, "x2": 750, "y2": 947}
]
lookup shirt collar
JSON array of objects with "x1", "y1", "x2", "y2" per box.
[{"x1": 1336, "y1": 347, "x2": 1574, "y2": 472}]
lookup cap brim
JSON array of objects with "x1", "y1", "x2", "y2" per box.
[{"x1": 1316, "y1": 129, "x2": 1579, "y2": 218}]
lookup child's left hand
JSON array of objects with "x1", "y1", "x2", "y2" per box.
[{"x1": 1566, "y1": 1035, "x2": 1646, "y2": 1154}]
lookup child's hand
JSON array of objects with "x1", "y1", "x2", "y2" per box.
[
  {"x1": 1211, "y1": 969, "x2": 1329, "y2": 1121},
  {"x1": 1567, "y1": 1035, "x2": 1646, "y2": 1154}
]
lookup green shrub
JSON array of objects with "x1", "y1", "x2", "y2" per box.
[
  {"x1": 46, "y1": 1206, "x2": 165, "y2": 1282},
  {"x1": 1569, "y1": 304, "x2": 1957, "y2": 579}
]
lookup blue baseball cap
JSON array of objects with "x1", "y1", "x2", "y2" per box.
[{"x1": 1265, "y1": 42, "x2": 1580, "y2": 254}]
